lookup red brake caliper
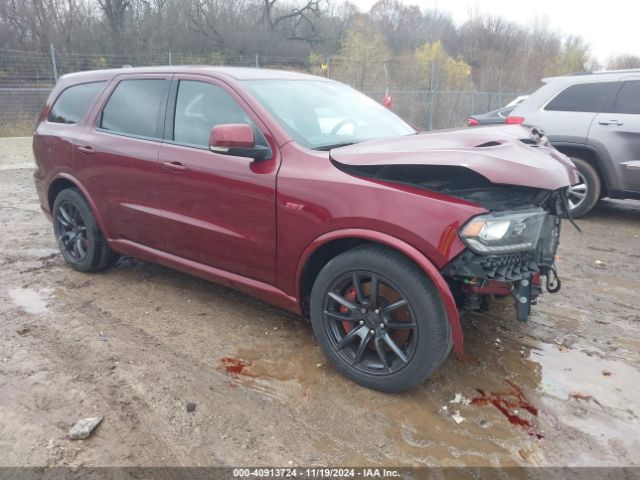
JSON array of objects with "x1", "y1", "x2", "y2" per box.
[{"x1": 340, "y1": 287, "x2": 357, "y2": 334}]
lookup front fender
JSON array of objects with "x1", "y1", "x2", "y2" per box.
[{"x1": 295, "y1": 228, "x2": 465, "y2": 357}]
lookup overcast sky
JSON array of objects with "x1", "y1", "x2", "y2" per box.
[{"x1": 349, "y1": 0, "x2": 638, "y2": 63}]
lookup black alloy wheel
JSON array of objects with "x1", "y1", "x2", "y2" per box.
[
  {"x1": 55, "y1": 200, "x2": 89, "y2": 262},
  {"x1": 310, "y1": 245, "x2": 452, "y2": 392},
  {"x1": 322, "y1": 271, "x2": 418, "y2": 375},
  {"x1": 52, "y1": 188, "x2": 119, "y2": 272}
]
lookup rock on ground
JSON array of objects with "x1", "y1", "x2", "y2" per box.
[{"x1": 69, "y1": 416, "x2": 103, "y2": 440}]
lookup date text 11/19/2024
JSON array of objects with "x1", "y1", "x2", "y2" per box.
[{"x1": 232, "y1": 468, "x2": 402, "y2": 478}]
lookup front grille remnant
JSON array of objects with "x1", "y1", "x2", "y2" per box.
[
  {"x1": 444, "y1": 250, "x2": 539, "y2": 282},
  {"x1": 443, "y1": 215, "x2": 561, "y2": 283}
]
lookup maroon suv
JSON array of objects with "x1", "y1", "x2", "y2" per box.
[{"x1": 33, "y1": 67, "x2": 578, "y2": 391}]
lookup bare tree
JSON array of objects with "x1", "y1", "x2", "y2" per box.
[
  {"x1": 607, "y1": 54, "x2": 640, "y2": 70},
  {"x1": 96, "y1": 0, "x2": 132, "y2": 52}
]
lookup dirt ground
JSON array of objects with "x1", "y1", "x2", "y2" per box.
[{"x1": 1, "y1": 137, "x2": 639, "y2": 468}]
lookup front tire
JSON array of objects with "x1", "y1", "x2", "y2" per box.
[
  {"x1": 310, "y1": 245, "x2": 451, "y2": 392},
  {"x1": 52, "y1": 188, "x2": 119, "y2": 272},
  {"x1": 566, "y1": 157, "x2": 601, "y2": 217}
]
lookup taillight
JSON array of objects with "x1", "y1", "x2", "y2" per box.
[
  {"x1": 467, "y1": 117, "x2": 480, "y2": 126},
  {"x1": 506, "y1": 115, "x2": 525, "y2": 125}
]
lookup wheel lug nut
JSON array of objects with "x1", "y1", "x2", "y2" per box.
[
  {"x1": 379, "y1": 323, "x2": 384, "y2": 328},
  {"x1": 370, "y1": 329, "x2": 375, "y2": 335},
  {"x1": 374, "y1": 309, "x2": 380, "y2": 315},
  {"x1": 359, "y1": 320, "x2": 364, "y2": 325},
  {"x1": 360, "y1": 308, "x2": 367, "y2": 314}
]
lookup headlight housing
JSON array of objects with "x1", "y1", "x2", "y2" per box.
[{"x1": 459, "y1": 210, "x2": 547, "y2": 254}]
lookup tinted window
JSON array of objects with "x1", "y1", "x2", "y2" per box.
[
  {"x1": 545, "y1": 82, "x2": 616, "y2": 113},
  {"x1": 173, "y1": 80, "x2": 255, "y2": 147},
  {"x1": 48, "y1": 82, "x2": 106, "y2": 124},
  {"x1": 100, "y1": 79, "x2": 169, "y2": 138},
  {"x1": 615, "y1": 81, "x2": 640, "y2": 114}
]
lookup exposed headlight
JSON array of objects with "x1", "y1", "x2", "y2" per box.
[{"x1": 459, "y1": 210, "x2": 547, "y2": 254}]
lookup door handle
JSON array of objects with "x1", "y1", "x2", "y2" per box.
[
  {"x1": 77, "y1": 145, "x2": 95, "y2": 154},
  {"x1": 161, "y1": 161, "x2": 187, "y2": 172},
  {"x1": 598, "y1": 120, "x2": 624, "y2": 126}
]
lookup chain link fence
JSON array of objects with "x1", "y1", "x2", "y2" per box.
[{"x1": 0, "y1": 46, "x2": 525, "y2": 137}]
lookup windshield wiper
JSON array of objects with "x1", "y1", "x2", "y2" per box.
[{"x1": 313, "y1": 141, "x2": 357, "y2": 151}]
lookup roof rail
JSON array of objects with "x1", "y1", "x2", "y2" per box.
[
  {"x1": 541, "y1": 68, "x2": 640, "y2": 82},
  {"x1": 593, "y1": 68, "x2": 640, "y2": 74},
  {"x1": 570, "y1": 68, "x2": 640, "y2": 75}
]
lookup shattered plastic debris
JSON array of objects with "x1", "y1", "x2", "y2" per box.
[
  {"x1": 450, "y1": 393, "x2": 464, "y2": 404},
  {"x1": 451, "y1": 410, "x2": 465, "y2": 424},
  {"x1": 449, "y1": 393, "x2": 471, "y2": 405}
]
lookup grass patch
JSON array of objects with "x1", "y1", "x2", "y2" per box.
[{"x1": 0, "y1": 114, "x2": 36, "y2": 137}]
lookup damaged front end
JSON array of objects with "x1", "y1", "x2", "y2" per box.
[
  {"x1": 442, "y1": 203, "x2": 562, "y2": 322},
  {"x1": 329, "y1": 125, "x2": 579, "y2": 322}
]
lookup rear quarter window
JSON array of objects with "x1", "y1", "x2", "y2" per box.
[
  {"x1": 614, "y1": 80, "x2": 640, "y2": 115},
  {"x1": 48, "y1": 81, "x2": 106, "y2": 124},
  {"x1": 545, "y1": 82, "x2": 617, "y2": 113}
]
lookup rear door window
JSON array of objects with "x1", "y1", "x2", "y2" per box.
[
  {"x1": 100, "y1": 79, "x2": 169, "y2": 138},
  {"x1": 48, "y1": 81, "x2": 106, "y2": 124},
  {"x1": 545, "y1": 82, "x2": 617, "y2": 113},
  {"x1": 614, "y1": 81, "x2": 640, "y2": 115}
]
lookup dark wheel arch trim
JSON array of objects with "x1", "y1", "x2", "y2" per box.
[
  {"x1": 551, "y1": 142, "x2": 611, "y2": 197},
  {"x1": 48, "y1": 173, "x2": 113, "y2": 241},
  {"x1": 295, "y1": 228, "x2": 465, "y2": 358}
]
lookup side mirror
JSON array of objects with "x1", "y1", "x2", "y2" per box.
[{"x1": 209, "y1": 123, "x2": 269, "y2": 160}]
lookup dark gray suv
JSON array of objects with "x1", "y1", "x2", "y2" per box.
[{"x1": 508, "y1": 70, "x2": 640, "y2": 216}]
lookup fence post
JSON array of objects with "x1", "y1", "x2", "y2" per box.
[
  {"x1": 49, "y1": 43, "x2": 58, "y2": 83},
  {"x1": 427, "y1": 59, "x2": 436, "y2": 131},
  {"x1": 255, "y1": 54, "x2": 260, "y2": 68},
  {"x1": 383, "y1": 63, "x2": 389, "y2": 92},
  {"x1": 168, "y1": 51, "x2": 172, "y2": 66},
  {"x1": 470, "y1": 90, "x2": 475, "y2": 116}
]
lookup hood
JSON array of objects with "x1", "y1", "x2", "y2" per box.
[{"x1": 329, "y1": 125, "x2": 579, "y2": 191}]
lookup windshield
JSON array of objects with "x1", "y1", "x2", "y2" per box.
[{"x1": 243, "y1": 80, "x2": 415, "y2": 150}]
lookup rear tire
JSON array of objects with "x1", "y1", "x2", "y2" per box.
[
  {"x1": 52, "y1": 188, "x2": 119, "y2": 272},
  {"x1": 566, "y1": 157, "x2": 601, "y2": 217},
  {"x1": 310, "y1": 245, "x2": 451, "y2": 392}
]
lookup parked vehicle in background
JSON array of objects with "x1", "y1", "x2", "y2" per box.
[
  {"x1": 33, "y1": 67, "x2": 578, "y2": 392},
  {"x1": 506, "y1": 70, "x2": 640, "y2": 217},
  {"x1": 467, "y1": 96, "x2": 529, "y2": 126}
]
